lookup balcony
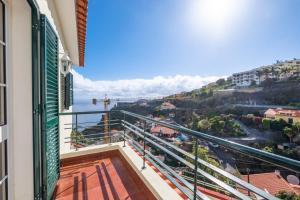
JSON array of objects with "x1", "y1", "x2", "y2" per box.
[{"x1": 57, "y1": 110, "x2": 300, "y2": 200}]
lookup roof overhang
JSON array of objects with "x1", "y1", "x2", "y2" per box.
[{"x1": 48, "y1": 0, "x2": 88, "y2": 67}]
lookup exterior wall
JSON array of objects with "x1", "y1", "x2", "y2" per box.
[
  {"x1": 6, "y1": 0, "x2": 73, "y2": 199},
  {"x1": 7, "y1": 0, "x2": 33, "y2": 199},
  {"x1": 274, "y1": 115, "x2": 300, "y2": 124}
]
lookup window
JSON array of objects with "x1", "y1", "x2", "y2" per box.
[
  {"x1": 60, "y1": 73, "x2": 65, "y2": 111},
  {"x1": 0, "y1": 1, "x2": 7, "y2": 199},
  {"x1": 64, "y1": 72, "x2": 73, "y2": 110},
  {"x1": 0, "y1": 0, "x2": 5, "y2": 126},
  {"x1": 60, "y1": 72, "x2": 73, "y2": 110}
]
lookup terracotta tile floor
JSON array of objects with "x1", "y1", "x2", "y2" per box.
[{"x1": 54, "y1": 150, "x2": 157, "y2": 200}]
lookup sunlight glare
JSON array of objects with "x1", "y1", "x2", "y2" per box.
[{"x1": 186, "y1": 0, "x2": 247, "y2": 39}]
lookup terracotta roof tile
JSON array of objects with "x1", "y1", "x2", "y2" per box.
[
  {"x1": 239, "y1": 172, "x2": 298, "y2": 196},
  {"x1": 150, "y1": 125, "x2": 178, "y2": 136},
  {"x1": 76, "y1": 0, "x2": 88, "y2": 66}
]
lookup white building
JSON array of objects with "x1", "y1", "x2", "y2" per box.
[
  {"x1": 232, "y1": 69, "x2": 260, "y2": 87},
  {"x1": 1, "y1": 0, "x2": 87, "y2": 199},
  {"x1": 232, "y1": 59, "x2": 300, "y2": 87}
]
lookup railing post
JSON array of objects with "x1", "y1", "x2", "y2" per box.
[
  {"x1": 193, "y1": 138, "x2": 199, "y2": 200},
  {"x1": 142, "y1": 121, "x2": 146, "y2": 170},
  {"x1": 247, "y1": 168, "x2": 250, "y2": 196},
  {"x1": 109, "y1": 112, "x2": 111, "y2": 144},
  {"x1": 75, "y1": 113, "x2": 78, "y2": 151},
  {"x1": 123, "y1": 113, "x2": 126, "y2": 147}
]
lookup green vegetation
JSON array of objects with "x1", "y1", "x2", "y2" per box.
[
  {"x1": 262, "y1": 118, "x2": 271, "y2": 129},
  {"x1": 71, "y1": 130, "x2": 86, "y2": 144},
  {"x1": 196, "y1": 115, "x2": 245, "y2": 137},
  {"x1": 191, "y1": 141, "x2": 234, "y2": 190},
  {"x1": 192, "y1": 144, "x2": 220, "y2": 173},
  {"x1": 276, "y1": 191, "x2": 300, "y2": 200},
  {"x1": 188, "y1": 78, "x2": 232, "y2": 100},
  {"x1": 283, "y1": 127, "x2": 295, "y2": 144},
  {"x1": 262, "y1": 146, "x2": 274, "y2": 153}
]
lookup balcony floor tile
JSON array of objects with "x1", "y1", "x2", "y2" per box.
[{"x1": 54, "y1": 150, "x2": 157, "y2": 200}]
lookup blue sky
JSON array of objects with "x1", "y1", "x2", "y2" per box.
[{"x1": 74, "y1": 0, "x2": 300, "y2": 99}]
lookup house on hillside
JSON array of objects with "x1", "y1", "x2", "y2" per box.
[
  {"x1": 239, "y1": 172, "x2": 300, "y2": 198},
  {"x1": 160, "y1": 102, "x2": 176, "y2": 110},
  {"x1": 151, "y1": 125, "x2": 178, "y2": 138},
  {"x1": 264, "y1": 108, "x2": 300, "y2": 124}
]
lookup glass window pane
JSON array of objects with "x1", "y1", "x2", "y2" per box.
[
  {"x1": 0, "y1": 2, "x2": 3, "y2": 42},
  {"x1": 0, "y1": 87, "x2": 4, "y2": 125},
  {"x1": 0, "y1": 142, "x2": 6, "y2": 199},
  {"x1": 0, "y1": 46, "x2": 4, "y2": 84}
]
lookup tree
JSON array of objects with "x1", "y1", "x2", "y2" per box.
[
  {"x1": 273, "y1": 68, "x2": 280, "y2": 80},
  {"x1": 292, "y1": 65, "x2": 300, "y2": 78},
  {"x1": 262, "y1": 68, "x2": 270, "y2": 79},
  {"x1": 283, "y1": 126, "x2": 295, "y2": 143},
  {"x1": 216, "y1": 78, "x2": 226, "y2": 86},
  {"x1": 262, "y1": 146, "x2": 274, "y2": 153},
  {"x1": 256, "y1": 70, "x2": 263, "y2": 85},
  {"x1": 218, "y1": 120, "x2": 226, "y2": 134},
  {"x1": 250, "y1": 80, "x2": 257, "y2": 86},
  {"x1": 262, "y1": 118, "x2": 271, "y2": 129},
  {"x1": 276, "y1": 191, "x2": 300, "y2": 200},
  {"x1": 292, "y1": 122, "x2": 300, "y2": 135},
  {"x1": 197, "y1": 119, "x2": 210, "y2": 132},
  {"x1": 281, "y1": 67, "x2": 292, "y2": 79}
]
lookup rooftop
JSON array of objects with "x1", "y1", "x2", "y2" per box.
[
  {"x1": 265, "y1": 108, "x2": 300, "y2": 117},
  {"x1": 240, "y1": 172, "x2": 299, "y2": 196}
]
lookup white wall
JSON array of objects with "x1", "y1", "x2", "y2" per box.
[
  {"x1": 7, "y1": 0, "x2": 33, "y2": 199},
  {"x1": 6, "y1": 0, "x2": 73, "y2": 199}
]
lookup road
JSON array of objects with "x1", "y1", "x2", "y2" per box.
[
  {"x1": 228, "y1": 120, "x2": 285, "y2": 144},
  {"x1": 234, "y1": 104, "x2": 300, "y2": 110},
  {"x1": 208, "y1": 143, "x2": 238, "y2": 174}
]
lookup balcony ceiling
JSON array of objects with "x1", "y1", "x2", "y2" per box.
[{"x1": 50, "y1": 0, "x2": 88, "y2": 67}]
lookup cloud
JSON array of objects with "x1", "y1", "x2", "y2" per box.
[{"x1": 73, "y1": 70, "x2": 225, "y2": 100}]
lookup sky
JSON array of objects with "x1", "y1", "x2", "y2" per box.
[{"x1": 74, "y1": 0, "x2": 300, "y2": 99}]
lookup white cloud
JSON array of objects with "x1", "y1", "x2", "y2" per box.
[{"x1": 73, "y1": 70, "x2": 225, "y2": 100}]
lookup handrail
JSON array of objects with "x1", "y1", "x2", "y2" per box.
[
  {"x1": 121, "y1": 110, "x2": 300, "y2": 173},
  {"x1": 126, "y1": 126, "x2": 250, "y2": 199},
  {"x1": 59, "y1": 110, "x2": 110, "y2": 115},
  {"x1": 59, "y1": 109, "x2": 298, "y2": 199},
  {"x1": 59, "y1": 109, "x2": 300, "y2": 173},
  {"x1": 123, "y1": 120, "x2": 279, "y2": 200}
]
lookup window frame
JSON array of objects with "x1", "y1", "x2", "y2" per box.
[
  {"x1": 0, "y1": 0, "x2": 7, "y2": 199},
  {"x1": 0, "y1": 0, "x2": 7, "y2": 128}
]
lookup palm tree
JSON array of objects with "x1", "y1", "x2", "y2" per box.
[
  {"x1": 281, "y1": 67, "x2": 292, "y2": 79},
  {"x1": 292, "y1": 65, "x2": 300, "y2": 77},
  {"x1": 283, "y1": 126, "x2": 295, "y2": 143},
  {"x1": 274, "y1": 70, "x2": 280, "y2": 80},
  {"x1": 271, "y1": 67, "x2": 280, "y2": 80},
  {"x1": 256, "y1": 70, "x2": 263, "y2": 85},
  {"x1": 262, "y1": 68, "x2": 270, "y2": 79}
]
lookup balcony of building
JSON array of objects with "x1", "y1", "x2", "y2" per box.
[{"x1": 57, "y1": 110, "x2": 300, "y2": 200}]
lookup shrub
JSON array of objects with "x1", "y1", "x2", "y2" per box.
[{"x1": 262, "y1": 118, "x2": 271, "y2": 129}]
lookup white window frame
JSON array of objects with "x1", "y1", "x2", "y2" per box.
[
  {"x1": 0, "y1": 0, "x2": 7, "y2": 199},
  {"x1": 0, "y1": 0, "x2": 7, "y2": 142}
]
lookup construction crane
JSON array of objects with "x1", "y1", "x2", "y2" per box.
[{"x1": 92, "y1": 94, "x2": 111, "y2": 143}]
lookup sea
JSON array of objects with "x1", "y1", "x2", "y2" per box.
[{"x1": 72, "y1": 99, "x2": 138, "y2": 125}]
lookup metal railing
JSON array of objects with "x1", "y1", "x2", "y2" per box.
[{"x1": 59, "y1": 110, "x2": 300, "y2": 200}]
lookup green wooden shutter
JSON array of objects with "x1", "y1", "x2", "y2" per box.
[
  {"x1": 65, "y1": 73, "x2": 73, "y2": 109},
  {"x1": 40, "y1": 15, "x2": 60, "y2": 200},
  {"x1": 60, "y1": 73, "x2": 65, "y2": 111},
  {"x1": 70, "y1": 73, "x2": 73, "y2": 105}
]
